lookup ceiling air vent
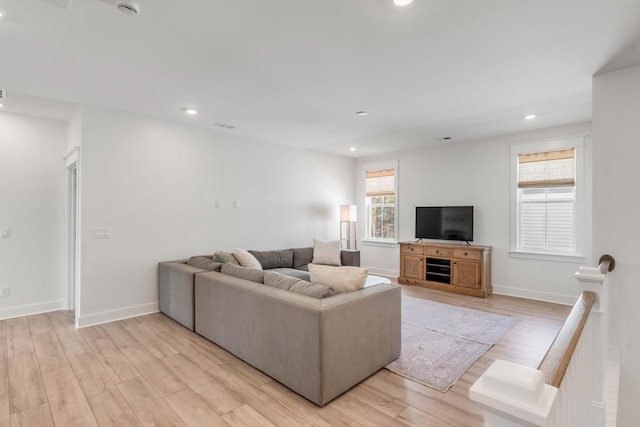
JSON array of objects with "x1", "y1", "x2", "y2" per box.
[
  {"x1": 116, "y1": 1, "x2": 140, "y2": 15},
  {"x1": 0, "y1": 89, "x2": 6, "y2": 101},
  {"x1": 214, "y1": 122, "x2": 236, "y2": 130}
]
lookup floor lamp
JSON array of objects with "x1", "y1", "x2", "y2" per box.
[{"x1": 340, "y1": 205, "x2": 357, "y2": 250}]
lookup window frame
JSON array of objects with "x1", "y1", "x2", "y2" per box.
[
  {"x1": 510, "y1": 137, "x2": 586, "y2": 262},
  {"x1": 362, "y1": 160, "x2": 399, "y2": 246}
]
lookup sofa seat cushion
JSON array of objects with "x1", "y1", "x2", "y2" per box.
[
  {"x1": 264, "y1": 271, "x2": 335, "y2": 298},
  {"x1": 221, "y1": 263, "x2": 265, "y2": 283},
  {"x1": 308, "y1": 263, "x2": 368, "y2": 294},
  {"x1": 270, "y1": 268, "x2": 311, "y2": 281},
  {"x1": 249, "y1": 249, "x2": 293, "y2": 269},
  {"x1": 187, "y1": 256, "x2": 222, "y2": 271}
]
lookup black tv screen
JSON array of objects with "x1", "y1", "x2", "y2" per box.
[{"x1": 415, "y1": 206, "x2": 474, "y2": 242}]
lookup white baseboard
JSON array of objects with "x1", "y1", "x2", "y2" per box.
[
  {"x1": 492, "y1": 285, "x2": 577, "y2": 305},
  {"x1": 77, "y1": 302, "x2": 159, "y2": 328},
  {"x1": 365, "y1": 266, "x2": 399, "y2": 278},
  {"x1": 0, "y1": 299, "x2": 67, "y2": 320}
]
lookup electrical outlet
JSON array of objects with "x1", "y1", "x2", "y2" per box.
[
  {"x1": 0, "y1": 287, "x2": 10, "y2": 297},
  {"x1": 92, "y1": 228, "x2": 111, "y2": 239}
]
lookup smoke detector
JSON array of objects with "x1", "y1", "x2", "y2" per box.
[{"x1": 116, "y1": 0, "x2": 140, "y2": 15}]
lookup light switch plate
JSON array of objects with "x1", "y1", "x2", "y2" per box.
[
  {"x1": 92, "y1": 228, "x2": 111, "y2": 239},
  {"x1": 1, "y1": 228, "x2": 10, "y2": 238}
]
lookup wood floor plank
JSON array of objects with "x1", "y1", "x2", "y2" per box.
[
  {"x1": 0, "y1": 391, "x2": 9, "y2": 427},
  {"x1": 60, "y1": 335, "x2": 105, "y2": 380},
  {"x1": 0, "y1": 320, "x2": 6, "y2": 352},
  {"x1": 79, "y1": 325, "x2": 107, "y2": 343},
  {"x1": 87, "y1": 337, "x2": 140, "y2": 384},
  {"x1": 163, "y1": 353, "x2": 242, "y2": 415},
  {"x1": 260, "y1": 380, "x2": 355, "y2": 427},
  {"x1": 207, "y1": 363, "x2": 314, "y2": 427},
  {"x1": 221, "y1": 404, "x2": 276, "y2": 427},
  {"x1": 5, "y1": 318, "x2": 34, "y2": 358},
  {"x1": 99, "y1": 322, "x2": 140, "y2": 351},
  {"x1": 0, "y1": 349, "x2": 7, "y2": 396},
  {"x1": 120, "y1": 345, "x2": 185, "y2": 397},
  {"x1": 328, "y1": 393, "x2": 409, "y2": 427},
  {"x1": 117, "y1": 377, "x2": 186, "y2": 427},
  {"x1": 27, "y1": 314, "x2": 53, "y2": 335},
  {"x1": 42, "y1": 366, "x2": 98, "y2": 426},
  {"x1": 165, "y1": 388, "x2": 229, "y2": 427},
  {"x1": 47, "y1": 311, "x2": 78, "y2": 340},
  {"x1": 123, "y1": 321, "x2": 178, "y2": 359},
  {"x1": 397, "y1": 405, "x2": 457, "y2": 427},
  {"x1": 7, "y1": 352, "x2": 47, "y2": 413},
  {"x1": 79, "y1": 373, "x2": 142, "y2": 427},
  {"x1": 348, "y1": 382, "x2": 408, "y2": 418},
  {"x1": 9, "y1": 403, "x2": 55, "y2": 427},
  {"x1": 32, "y1": 331, "x2": 70, "y2": 373}
]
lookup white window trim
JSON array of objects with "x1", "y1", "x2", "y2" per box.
[
  {"x1": 361, "y1": 159, "x2": 399, "y2": 245},
  {"x1": 510, "y1": 136, "x2": 586, "y2": 262}
]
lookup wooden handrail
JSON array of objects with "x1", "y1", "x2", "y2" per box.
[
  {"x1": 537, "y1": 291, "x2": 596, "y2": 387},
  {"x1": 599, "y1": 254, "x2": 615, "y2": 274}
]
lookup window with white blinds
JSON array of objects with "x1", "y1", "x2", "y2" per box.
[
  {"x1": 518, "y1": 187, "x2": 575, "y2": 252},
  {"x1": 364, "y1": 165, "x2": 398, "y2": 242},
  {"x1": 514, "y1": 145, "x2": 580, "y2": 255}
]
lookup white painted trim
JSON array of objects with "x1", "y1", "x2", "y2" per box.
[
  {"x1": 510, "y1": 250, "x2": 585, "y2": 264},
  {"x1": 77, "y1": 302, "x2": 159, "y2": 328},
  {"x1": 0, "y1": 300, "x2": 66, "y2": 320},
  {"x1": 492, "y1": 285, "x2": 576, "y2": 305}
]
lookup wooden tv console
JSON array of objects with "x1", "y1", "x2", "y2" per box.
[{"x1": 398, "y1": 241, "x2": 492, "y2": 297}]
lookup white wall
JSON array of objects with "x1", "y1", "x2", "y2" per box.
[
  {"x1": 593, "y1": 64, "x2": 640, "y2": 427},
  {"x1": 356, "y1": 122, "x2": 592, "y2": 304},
  {"x1": 77, "y1": 106, "x2": 355, "y2": 326},
  {"x1": 0, "y1": 113, "x2": 67, "y2": 318}
]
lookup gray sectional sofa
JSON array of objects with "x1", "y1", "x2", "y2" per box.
[{"x1": 157, "y1": 246, "x2": 401, "y2": 406}]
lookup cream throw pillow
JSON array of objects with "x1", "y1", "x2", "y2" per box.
[
  {"x1": 308, "y1": 263, "x2": 368, "y2": 293},
  {"x1": 233, "y1": 248, "x2": 263, "y2": 270},
  {"x1": 312, "y1": 239, "x2": 342, "y2": 266}
]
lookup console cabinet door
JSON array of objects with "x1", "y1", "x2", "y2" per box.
[
  {"x1": 452, "y1": 260, "x2": 481, "y2": 289},
  {"x1": 401, "y1": 255, "x2": 425, "y2": 280}
]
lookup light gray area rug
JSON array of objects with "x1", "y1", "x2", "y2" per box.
[{"x1": 386, "y1": 296, "x2": 518, "y2": 392}]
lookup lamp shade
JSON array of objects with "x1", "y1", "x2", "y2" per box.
[{"x1": 340, "y1": 205, "x2": 357, "y2": 222}]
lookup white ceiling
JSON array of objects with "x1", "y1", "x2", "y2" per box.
[{"x1": 1, "y1": 0, "x2": 640, "y2": 157}]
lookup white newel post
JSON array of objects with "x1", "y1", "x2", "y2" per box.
[
  {"x1": 470, "y1": 260, "x2": 610, "y2": 427},
  {"x1": 573, "y1": 265, "x2": 608, "y2": 425}
]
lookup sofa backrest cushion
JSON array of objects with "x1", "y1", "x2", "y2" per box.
[
  {"x1": 308, "y1": 263, "x2": 368, "y2": 293},
  {"x1": 312, "y1": 239, "x2": 342, "y2": 266},
  {"x1": 233, "y1": 248, "x2": 263, "y2": 270},
  {"x1": 248, "y1": 249, "x2": 293, "y2": 269},
  {"x1": 214, "y1": 251, "x2": 239, "y2": 265},
  {"x1": 221, "y1": 263, "x2": 266, "y2": 283},
  {"x1": 264, "y1": 271, "x2": 335, "y2": 299},
  {"x1": 187, "y1": 256, "x2": 223, "y2": 271},
  {"x1": 292, "y1": 247, "x2": 314, "y2": 270}
]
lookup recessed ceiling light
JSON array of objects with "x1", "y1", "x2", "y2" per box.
[
  {"x1": 393, "y1": 0, "x2": 414, "y2": 6},
  {"x1": 349, "y1": 147, "x2": 357, "y2": 152},
  {"x1": 0, "y1": 10, "x2": 6, "y2": 18},
  {"x1": 0, "y1": 104, "x2": 4, "y2": 108},
  {"x1": 184, "y1": 108, "x2": 198, "y2": 115},
  {"x1": 524, "y1": 114, "x2": 537, "y2": 120},
  {"x1": 355, "y1": 111, "x2": 367, "y2": 116}
]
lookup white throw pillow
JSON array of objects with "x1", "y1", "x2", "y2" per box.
[
  {"x1": 308, "y1": 263, "x2": 368, "y2": 293},
  {"x1": 233, "y1": 248, "x2": 263, "y2": 270},
  {"x1": 312, "y1": 239, "x2": 342, "y2": 266}
]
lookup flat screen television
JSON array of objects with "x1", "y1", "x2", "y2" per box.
[{"x1": 415, "y1": 206, "x2": 474, "y2": 242}]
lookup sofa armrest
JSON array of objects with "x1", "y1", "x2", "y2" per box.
[
  {"x1": 158, "y1": 261, "x2": 207, "y2": 330},
  {"x1": 340, "y1": 250, "x2": 360, "y2": 267}
]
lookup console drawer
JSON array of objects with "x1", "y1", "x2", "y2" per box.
[
  {"x1": 452, "y1": 248, "x2": 482, "y2": 261},
  {"x1": 425, "y1": 247, "x2": 451, "y2": 258},
  {"x1": 402, "y1": 244, "x2": 424, "y2": 255}
]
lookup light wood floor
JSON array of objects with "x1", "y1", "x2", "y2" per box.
[{"x1": 0, "y1": 283, "x2": 571, "y2": 427}]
